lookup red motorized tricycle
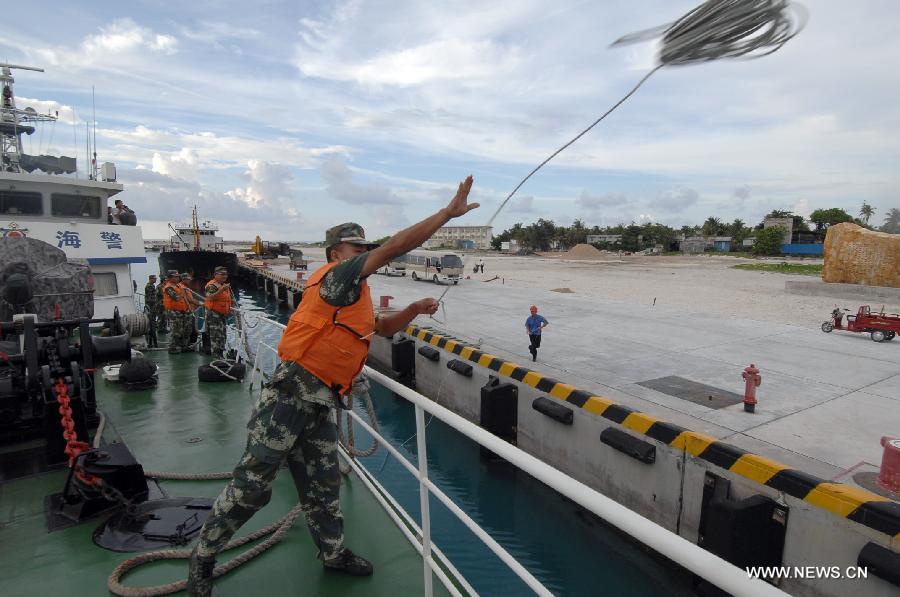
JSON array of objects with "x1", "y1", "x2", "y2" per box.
[{"x1": 821, "y1": 305, "x2": 899, "y2": 342}]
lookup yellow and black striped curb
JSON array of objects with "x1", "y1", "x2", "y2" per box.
[{"x1": 404, "y1": 325, "x2": 900, "y2": 540}]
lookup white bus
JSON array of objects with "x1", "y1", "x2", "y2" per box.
[{"x1": 388, "y1": 250, "x2": 463, "y2": 284}]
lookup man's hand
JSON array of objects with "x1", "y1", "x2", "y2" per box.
[
  {"x1": 444, "y1": 176, "x2": 478, "y2": 218},
  {"x1": 414, "y1": 298, "x2": 440, "y2": 315}
]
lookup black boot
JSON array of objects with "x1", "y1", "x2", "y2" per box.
[
  {"x1": 187, "y1": 547, "x2": 216, "y2": 597},
  {"x1": 323, "y1": 548, "x2": 374, "y2": 576}
]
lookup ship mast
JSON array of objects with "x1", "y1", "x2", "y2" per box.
[
  {"x1": 0, "y1": 63, "x2": 59, "y2": 173},
  {"x1": 192, "y1": 205, "x2": 201, "y2": 251}
]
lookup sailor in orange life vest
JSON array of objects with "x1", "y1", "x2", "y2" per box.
[{"x1": 187, "y1": 176, "x2": 478, "y2": 594}]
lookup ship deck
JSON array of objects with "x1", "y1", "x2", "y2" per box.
[{"x1": 1, "y1": 349, "x2": 450, "y2": 597}]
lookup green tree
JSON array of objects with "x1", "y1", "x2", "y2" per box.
[
  {"x1": 809, "y1": 208, "x2": 854, "y2": 230},
  {"x1": 522, "y1": 218, "x2": 556, "y2": 251},
  {"x1": 701, "y1": 217, "x2": 725, "y2": 237},
  {"x1": 564, "y1": 218, "x2": 588, "y2": 248},
  {"x1": 764, "y1": 209, "x2": 794, "y2": 219},
  {"x1": 619, "y1": 223, "x2": 643, "y2": 252},
  {"x1": 642, "y1": 223, "x2": 676, "y2": 249},
  {"x1": 728, "y1": 218, "x2": 749, "y2": 248},
  {"x1": 490, "y1": 222, "x2": 524, "y2": 250},
  {"x1": 859, "y1": 202, "x2": 875, "y2": 226},
  {"x1": 373, "y1": 235, "x2": 392, "y2": 245},
  {"x1": 809, "y1": 208, "x2": 854, "y2": 240},
  {"x1": 680, "y1": 225, "x2": 698, "y2": 237},
  {"x1": 752, "y1": 226, "x2": 784, "y2": 256},
  {"x1": 882, "y1": 208, "x2": 900, "y2": 234}
]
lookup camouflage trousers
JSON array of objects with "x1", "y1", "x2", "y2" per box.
[
  {"x1": 167, "y1": 311, "x2": 194, "y2": 353},
  {"x1": 206, "y1": 311, "x2": 227, "y2": 357},
  {"x1": 196, "y1": 379, "x2": 343, "y2": 560},
  {"x1": 153, "y1": 303, "x2": 167, "y2": 332}
]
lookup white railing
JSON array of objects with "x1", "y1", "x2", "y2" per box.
[{"x1": 239, "y1": 315, "x2": 787, "y2": 597}]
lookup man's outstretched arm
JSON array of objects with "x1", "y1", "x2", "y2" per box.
[
  {"x1": 361, "y1": 176, "x2": 477, "y2": 278},
  {"x1": 375, "y1": 298, "x2": 439, "y2": 337}
]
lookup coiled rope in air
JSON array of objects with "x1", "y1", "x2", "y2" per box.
[{"x1": 485, "y1": 0, "x2": 806, "y2": 226}]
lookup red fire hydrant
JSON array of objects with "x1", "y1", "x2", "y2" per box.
[
  {"x1": 879, "y1": 436, "x2": 900, "y2": 493},
  {"x1": 742, "y1": 364, "x2": 761, "y2": 413},
  {"x1": 379, "y1": 295, "x2": 394, "y2": 309}
]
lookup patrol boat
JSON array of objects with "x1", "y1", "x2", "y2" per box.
[{"x1": 0, "y1": 62, "x2": 145, "y2": 321}]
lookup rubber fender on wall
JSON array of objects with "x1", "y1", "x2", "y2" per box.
[
  {"x1": 418, "y1": 346, "x2": 440, "y2": 362},
  {"x1": 447, "y1": 359, "x2": 473, "y2": 377},
  {"x1": 532, "y1": 397, "x2": 573, "y2": 425},
  {"x1": 600, "y1": 427, "x2": 655, "y2": 463}
]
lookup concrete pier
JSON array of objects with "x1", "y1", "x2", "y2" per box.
[
  {"x1": 237, "y1": 262, "x2": 305, "y2": 308},
  {"x1": 363, "y1": 271, "x2": 900, "y2": 597}
]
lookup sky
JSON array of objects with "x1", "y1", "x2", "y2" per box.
[{"x1": 3, "y1": 0, "x2": 899, "y2": 241}]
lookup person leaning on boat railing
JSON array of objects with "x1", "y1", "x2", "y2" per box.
[{"x1": 187, "y1": 175, "x2": 478, "y2": 595}]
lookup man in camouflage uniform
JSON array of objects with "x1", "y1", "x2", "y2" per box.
[
  {"x1": 203, "y1": 266, "x2": 232, "y2": 357},
  {"x1": 179, "y1": 273, "x2": 200, "y2": 351},
  {"x1": 187, "y1": 176, "x2": 478, "y2": 596},
  {"x1": 154, "y1": 279, "x2": 167, "y2": 333},
  {"x1": 164, "y1": 270, "x2": 193, "y2": 353},
  {"x1": 143, "y1": 274, "x2": 159, "y2": 348}
]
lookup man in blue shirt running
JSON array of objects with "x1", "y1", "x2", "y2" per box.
[{"x1": 525, "y1": 305, "x2": 549, "y2": 362}]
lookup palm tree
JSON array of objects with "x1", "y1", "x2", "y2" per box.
[
  {"x1": 701, "y1": 217, "x2": 724, "y2": 237},
  {"x1": 882, "y1": 208, "x2": 900, "y2": 234},
  {"x1": 859, "y1": 202, "x2": 875, "y2": 226}
]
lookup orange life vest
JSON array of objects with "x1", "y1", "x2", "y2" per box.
[
  {"x1": 162, "y1": 281, "x2": 190, "y2": 312},
  {"x1": 277, "y1": 261, "x2": 375, "y2": 395},
  {"x1": 204, "y1": 279, "x2": 232, "y2": 315}
]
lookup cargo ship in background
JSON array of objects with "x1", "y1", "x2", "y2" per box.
[{"x1": 157, "y1": 206, "x2": 237, "y2": 292}]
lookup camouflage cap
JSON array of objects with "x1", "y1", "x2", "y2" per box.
[
  {"x1": 214, "y1": 266, "x2": 229, "y2": 274},
  {"x1": 166, "y1": 270, "x2": 180, "y2": 277},
  {"x1": 325, "y1": 223, "x2": 379, "y2": 249}
]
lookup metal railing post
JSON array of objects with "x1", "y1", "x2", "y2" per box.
[{"x1": 415, "y1": 404, "x2": 433, "y2": 597}]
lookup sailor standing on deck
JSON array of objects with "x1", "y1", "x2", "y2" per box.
[
  {"x1": 180, "y1": 273, "x2": 200, "y2": 350},
  {"x1": 204, "y1": 266, "x2": 232, "y2": 358},
  {"x1": 154, "y1": 279, "x2": 167, "y2": 333},
  {"x1": 143, "y1": 275, "x2": 159, "y2": 348},
  {"x1": 163, "y1": 271, "x2": 192, "y2": 353},
  {"x1": 187, "y1": 175, "x2": 478, "y2": 596}
]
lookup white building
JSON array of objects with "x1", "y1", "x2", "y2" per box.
[
  {"x1": 586, "y1": 234, "x2": 622, "y2": 244},
  {"x1": 426, "y1": 225, "x2": 493, "y2": 249}
]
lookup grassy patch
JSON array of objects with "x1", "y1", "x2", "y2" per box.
[{"x1": 732, "y1": 262, "x2": 823, "y2": 275}]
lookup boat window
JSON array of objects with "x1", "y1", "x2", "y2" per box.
[
  {"x1": 50, "y1": 194, "x2": 102, "y2": 219},
  {"x1": 0, "y1": 190, "x2": 43, "y2": 215},
  {"x1": 442, "y1": 254, "x2": 463, "y2": 268},
  {"x1": 92, "y1": 272, "x2": 119, "y2": 297}
]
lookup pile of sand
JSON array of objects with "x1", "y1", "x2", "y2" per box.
[{"x1": 558, "y1": 244, "x2": 605, "y2": 259}]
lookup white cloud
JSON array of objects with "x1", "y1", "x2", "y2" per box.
[
  {"x1": 34, "y1": 19, "x2": 179, "y2": 69},
  {"x1": 98, "y1": 125, "x2": 349, "y2": 171},
  {"x1": 151, "y1": 148, "x2": 200, "y2": 181},
  {"x1": 300, "y1": 38, "x2": 524, "y2": 87},
  {"x1": 321, "y1": 157, "x2": 403, "y2": 205},
  {"x1": 578, "y1": 190, "x2": 628, "y2": 210},
  {"x1": 649, "y1": 188, "x2": 699, "y2": 212}
]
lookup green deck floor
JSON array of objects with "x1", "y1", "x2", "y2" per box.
[{"x1": 1, "y1": 349, "x2": 449, "y2": 596}]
